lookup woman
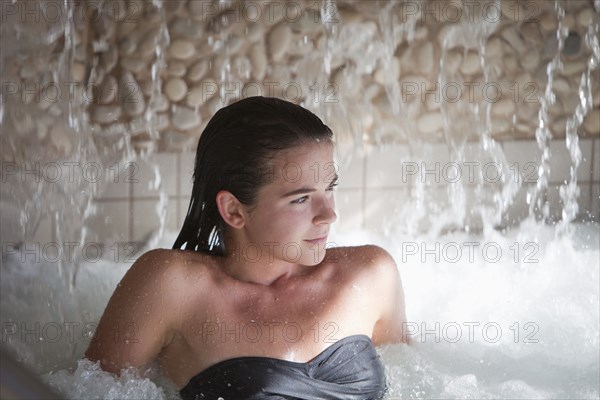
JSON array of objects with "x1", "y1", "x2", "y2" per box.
[{"x1": 85, "y1": 96, "x2": 407, "y2": 399}]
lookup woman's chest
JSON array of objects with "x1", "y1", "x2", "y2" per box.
[
  {"x1": 189, "y1": 280, "x2": 370, "y2": 352},
  {"x1": 162, "y1": 260, "x2": 379, "y2": 386}
]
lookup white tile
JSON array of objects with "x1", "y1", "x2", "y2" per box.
[
  {"x1": 407, "y1": 184, "x2": 501, "y2": 234},
  {"x1": 177, "y1": 197, "x2": 192, "y2": 232},
  {"x1": 501, "y1": 139, "x2": 591, "y2": 186},
  {"x1": 594, "y1": 139, "x2": 600, "y2": 182},
  {"x1": 364, "y1": 188, "x2": 411, "y2": 234},
  {"x1": 502, "y1": 140, "x2": 542, "y2": 184},
  {"x1": 85, "y1": 200, "x2": 131, "y2": 244},
  {"x1": 548, "y1": 139, "x2": 593, "y2": 184},
  {"x1": 158, "y1": 153, "x2": 179, "y2": 196},
  {"x1": 409, "y1": 142, "x2": 454, "y2": 187},
  {"x1": 577, "y1": 183, "x2": 599, "y2": 223},
  {"x1": 166, "y1": 197, "x2": 180, "y2": 233},
  {"x1": 462, "y1": 184, "x2": 503, "y2": 231},
  {"x1": 95, "y1": 162, "x2": 131, "y2": 199},
  {"x1": 545, "y1": 182, "x2": 593, "y2": 223},
  {"x1": 365, "y1": 144, "x2": 412, "y2": 188},
  {"x1": 500, "y1": 185, "x2": 531, "y2": 229},
  {"x1": 132, "y1": 198, "x2": 176, "y2": 243},
  {"x1": 579, "y1": 138, "x2": 594, "y2": 183},
  {"x1": 451, "y1": 141, "x2": 506, "y2": 185},
  {"x1": 577, "y1": 184, "x2": 593, "y2": 222},
  {"x1": 591, "y1": 184, "x2": 600, "y2": 222},
  {"x1": 336, "y1": 150, "x2": 364, "y2": 190},
  {"x1": 180, "y1": 152, "x2": 196, "y2": 198},
  {"x1": 132, "y1": 153, "x2": 178, "y2": 197},
  {"x1": 546, "y1": 185, "x2": 563, "y2": 223},
  {"x1": 333, "y1": 189, "x2": 363, "y2": 232}
]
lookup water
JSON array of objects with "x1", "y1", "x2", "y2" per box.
[
  {"x1": 2, "y1": 225, "x2": 598, "y2": 399},
  {"x1": 1, "y1": 0, "x2": 599, "y2": 398}
]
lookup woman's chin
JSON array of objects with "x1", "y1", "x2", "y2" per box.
[{"x1": 299, "y1": 244, "x2": 327, "y2": 265}]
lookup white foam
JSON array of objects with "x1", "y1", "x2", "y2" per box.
[{"x1": 1, "y1": 224, "x2": 598, "y2": 399}]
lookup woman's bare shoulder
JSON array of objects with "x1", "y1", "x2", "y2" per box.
[
  {"x1": 325, "y1": 244, "x2": 395, "y2": 267},
  {"x1": 323, "y1": 245, "x2": 397, "y2": 286},
  {"x1": 120, "y1": 248, "x2": 216, "y2": 293}
]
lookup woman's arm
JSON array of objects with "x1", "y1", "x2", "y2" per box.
[
  {"x1": 85, "y1": 249, "x2": 183, "y2": 374},
  {"x1": 368, "y1": 245, "x2": 408, "y2": 346}
]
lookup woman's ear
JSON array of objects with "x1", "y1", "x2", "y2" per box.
[{"x1": 215, "y1": 190, "x2": 246, "y2": 229}]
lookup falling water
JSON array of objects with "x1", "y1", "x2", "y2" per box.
[
  {"x1": 320, "y1": 0, "x2": 338, "y2": 75},
  {"x1": 557, "y1": 8, "x2": 600, "y2": 236},
  {"x1": 145, "y1": 0, "x2": 170, "y2": 142},
  {"x1": 527, "y1": 1, "x2": 567, "y2": 224}
]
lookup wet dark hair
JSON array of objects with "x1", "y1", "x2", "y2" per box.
[{"x1": 173, "y1": 96, "x2": 333, "y2": 255}]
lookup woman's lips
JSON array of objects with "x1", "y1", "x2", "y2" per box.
[{"x1": 305, "y1": 235, "x2": 327, "y2": 244}]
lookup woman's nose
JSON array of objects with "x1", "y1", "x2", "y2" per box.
[{"x1": 314, "y1": 197, "x2": 337, "y2": 225}]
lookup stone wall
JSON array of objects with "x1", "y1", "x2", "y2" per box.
[
  {"x1": 1, "y1": 0, "x2": 598, "y2": 159},
  {"x1": 1, "y1": 0, "x2": 599, "y2": 246}
]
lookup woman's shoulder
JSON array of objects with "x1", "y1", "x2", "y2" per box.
[
  {"x1": 122, "y1": 248, "x2": 217, "y2": 290},
  {"x1": 325, "y1": 244, "x2": 397, "y2": 279},
  {"x1": 326, "y1": 244, "x2": 395, "y2": 265},
  {"x1": 133, "y1": 247, "x2": 218, "y2": 268}
]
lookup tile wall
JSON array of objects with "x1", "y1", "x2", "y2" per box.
[{"x1": 30, "y1": 137, "x2": 599, "y2": 246}]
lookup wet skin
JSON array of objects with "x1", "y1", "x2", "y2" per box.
[{"x1": 85, "y1": 141, "x2": 407, "y2": 389}]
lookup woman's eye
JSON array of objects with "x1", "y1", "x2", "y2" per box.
[
  {"x1": 326, "y1": 182, "x2": 339, "y2": 191},
  {"x1": 291, "y1": 196, "x2": 308, "y2": 204}
]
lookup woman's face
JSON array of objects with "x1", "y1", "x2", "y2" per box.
[{"x1": 241, "y1": 141, "x2": 338, "y2": 267}]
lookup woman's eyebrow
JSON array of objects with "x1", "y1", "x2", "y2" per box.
[
  {"x1": 281, "y1": 187, "x2": 316, "y2": 198},
  {"x1": 280, "y1": 174, "x2": 339, "y2": 198}
]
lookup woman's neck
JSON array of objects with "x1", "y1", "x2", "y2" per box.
[{"x1": 219, "y1": 244, "x2": 316, "y2": 286}]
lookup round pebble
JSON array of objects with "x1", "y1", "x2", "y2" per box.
[
  {"x1": 72, "y1": 62, "x2": 86, "y2": 82},
  {"x1": 187, "y1": 60, "x2": 208, "y2": 82},
  {"x1": 492, "y1": 98, "x2": 515, "y2": 116},
  {"x1": 539, "y1": 12, "x2": 558, "y2": 32},
  {"x1": 164, "y1": 78, "x2": 188, "y2": 102},
  {"x1": 577, "y1": 7, "x2": 595, "y2": 27},
  {"x1": 268, "y1": 24, "x2": 292, "y2": 62},
  {"x1": 168, "y1": 40, "x2": 196, "y2": 60},
  {"x1": 92, "y1": 105, "x2": 122, "y2": 124}
]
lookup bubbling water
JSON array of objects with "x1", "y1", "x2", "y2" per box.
[{"x1": 1, "y1": 225, "x2": 597, "y2": 399}]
